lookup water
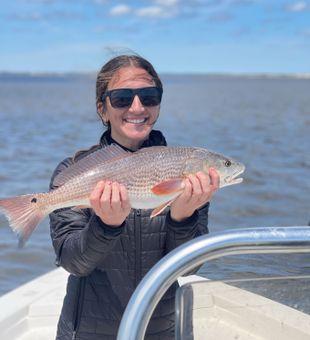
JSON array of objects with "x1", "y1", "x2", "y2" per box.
[{"x1": 0, "y1": 74, "x2": 309, "y2": 309}]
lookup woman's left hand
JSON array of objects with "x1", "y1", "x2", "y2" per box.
[{"x1": 169, "y1": 168, "x2": 220, "y2": 222}]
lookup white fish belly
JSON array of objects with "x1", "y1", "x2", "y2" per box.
[
  {"x1": 50, "y1": 197, "x2": 90, "y2": 212},
  {"x1": 129, "y1": 192, "x2": 181, "y2": 210}
]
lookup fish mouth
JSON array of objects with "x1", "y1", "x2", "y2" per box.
[{"x1": 224, "y1": 169, "x2": 245, "y2": 186}]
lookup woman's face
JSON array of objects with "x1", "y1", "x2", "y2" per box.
[{"x1": 99, "y1": 66, "x2": 161, "y2": 150}]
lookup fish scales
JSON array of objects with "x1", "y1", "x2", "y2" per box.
[
  {"x1": 0, "y1": 144, "x2": 245, "y2": 244},
  {"x1": 46, "y1": 146, "x2": 194, "y2": 209}
]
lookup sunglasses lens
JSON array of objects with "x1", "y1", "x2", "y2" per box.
[
  {"x1": 139, "y1": 88, "x2": 162, "y2": 107},
  {"x1": 110, "y1": 89, "x2": 133, "y2": 108},
  {"x1": 106, "y1": 87, "x2": 162, "y2": 108}
]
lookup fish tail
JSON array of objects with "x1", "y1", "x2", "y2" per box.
[{"x1": 0, "y1": 194, "x2": 47, "y2": 246}]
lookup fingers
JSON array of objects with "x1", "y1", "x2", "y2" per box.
[
  {"x1": 89, "y1": 180, "x2": 106, "y2": 212},
  {"x1": 110, "y1": 182, "x2": 121, "y2": 210},
  {"x1": 209, "y1": 168, "x2": 220, "y2": 191},
  {"x1": 188, "y1": 173, "x2": 203, "y2": 196},
  {"x1": 188, "y1": 173, "x2": 209, "y2": 205},
  {"x1": 180, "y1": 169, "x2": 219, "y2": 204},
  {"x1": 119, "y1": 183, "x2": 131, "y2": 211},
  {"x1": 89, "y1": 181, "x2": 131, "y2": 223},
  {"x1": 180, "y1": 178, "x2": 193, "y2": 202}
]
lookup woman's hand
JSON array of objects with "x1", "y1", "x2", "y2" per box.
[
  {"x1": 90, "y1": 181, "x2": 131, "y2": 227},
  {"x1": 170, "y1": 168, "x2": 220, "y2": 222}
]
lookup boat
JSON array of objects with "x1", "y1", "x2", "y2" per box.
[
  {"x1": 0, "y1": 227, "x2": 309, "y2": 340},
  {"x1": 0, "y1": 267, "x2": 68, "y2": 340}
]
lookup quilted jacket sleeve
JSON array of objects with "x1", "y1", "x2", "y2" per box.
[
  {"x1": 164, "y1": 203, "x2": 209, "y2": 253},
  {"x1": 49, "y1": 159, "x2": 125, "y2": 277},
  {"x1": 164, "y1": 203, "x2": 210, "y2": 277}
]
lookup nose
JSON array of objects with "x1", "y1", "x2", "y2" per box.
[{"x1": 128, "y1": 95, "x2": 145, "y2": 113}]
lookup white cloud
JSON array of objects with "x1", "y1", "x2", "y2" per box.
[
  {"x1": 136, "y1": 6, "x2": 164, "y2": 17},
  {"x1": 136, "y1": 4, "x2": 179, "y2": 18},
  {"x1": 108, "y1": 0, "x2": 221, "y2": 19},
  {"x1": 287, "y1": 1, "x2": 309, "y2": 12},
  {"x1": 136, "y1": 6, "x2": 167, "y2": 18},
  {"x1": 154, "y1": 0, "x2": 179, "y2": 6},
  {"x1": 109, "y1": 4, "x2": 132, "y2": 16},
  {"x1": 230, "y1": 0, "x2": 256, "y2": 5}
]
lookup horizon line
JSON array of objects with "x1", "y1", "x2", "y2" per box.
[{"x1": 1, "y1": 70, "x2": 310, "y2": 80}]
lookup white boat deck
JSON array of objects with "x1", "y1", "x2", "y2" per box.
[
  {"x1": 185, "y1": 280, "x2": 310, "y2": 340},
  {"x1": 0, "y1": 269, "x2": 310, "y2": 339},
  {"x1": 0, "y1": 268, "x2": 68, "y2": 340}
]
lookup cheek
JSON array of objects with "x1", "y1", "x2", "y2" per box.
[
  {"x1": 105, "y1": 107, "x2": 123, "y2": 123},
  {"x1": 147, "y1": 107, "x2": 160, "y2": 121},
  {"x1": 101, "y1": 111, "x2": 110, "y2": 123},
  {"x1": 151, "y1": 106, "x2": 160, "y2": 115}
]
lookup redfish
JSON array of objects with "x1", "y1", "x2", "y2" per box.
[{"x1": 0, "y1": 145, "x2": 245, "y2": 244}]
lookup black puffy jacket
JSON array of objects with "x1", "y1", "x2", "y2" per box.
[{"x1": 49, "y1": 130, "x2": 210, "y2": 340}]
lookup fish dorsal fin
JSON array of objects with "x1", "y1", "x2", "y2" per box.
[
  {"x1": 53, "y1": 144, "x2": 130, "y2": 187},
  {"x1": 135, "y1": 145, "x2": 167, "y2": 154}
]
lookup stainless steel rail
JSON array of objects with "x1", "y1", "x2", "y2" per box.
[{"x1": 116, "y1": 227, "x2": 310, "y2": 340}]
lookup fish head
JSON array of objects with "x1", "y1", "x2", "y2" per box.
[{"x1": 190, "y1": 148, "x2": 245, "y2": 188}]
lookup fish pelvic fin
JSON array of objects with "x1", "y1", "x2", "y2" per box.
[
  {"x1": 0, "y1": 194, "x2": 47, "y2": 247},
  {"x1": 151, "y1": 178, "x2": 185, "y2": 196},
  {"x1": 150, "y1": 200, "x2": 174, "y2": 218}
]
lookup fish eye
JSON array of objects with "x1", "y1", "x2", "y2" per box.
[{"x1": 224, "y1": 160, "x2": 231, "y2": 167}]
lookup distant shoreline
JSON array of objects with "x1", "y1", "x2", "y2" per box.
[{"x1": 0, "y1": 71, "x2": 309, "y2": 81}]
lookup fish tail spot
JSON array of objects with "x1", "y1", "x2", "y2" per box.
[{"x1": 0, "y1": 194, "x2": 46, "y2": 246}]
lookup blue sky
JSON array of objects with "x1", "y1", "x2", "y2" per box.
[{"x1": 1, "y1": 0, "x2": 310, "y2": 74}]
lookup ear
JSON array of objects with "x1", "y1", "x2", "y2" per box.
[
  {"x1": 97, "y1": 101, "x2": 108, "y2": 123},
  {"x1": 97, "y1": 101, "x2": 104, "y2": 114}
]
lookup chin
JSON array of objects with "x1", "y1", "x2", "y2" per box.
[
  {"x1": 128, "y1": 133, "x2": 149, "y2": 144},
  {"x1": 125, "y1": 126, "x2": 151, "y2": 140}
]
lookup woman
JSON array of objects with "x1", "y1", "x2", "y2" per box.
[{"x1": 49, "y1": 54, "x2": 219, "y2": 340}]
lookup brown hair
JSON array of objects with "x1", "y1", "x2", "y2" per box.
[{"x1": 96, "y1": 54, "x2": 162, "y2": 125}]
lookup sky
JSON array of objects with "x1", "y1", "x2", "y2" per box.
[{"x1": 1, "y1": 0, "x2": 310, "y2": 74}]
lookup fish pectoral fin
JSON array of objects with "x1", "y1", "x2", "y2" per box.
[
  {"x1": 151, "y1": 178, "x2": 185, "y2": 196},
  {"x1": 150, "y1": 200, "x2": 174, "y2": 218}
]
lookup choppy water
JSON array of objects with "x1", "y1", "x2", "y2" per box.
[{"x1": 0, "y1": 74, "x2": 309, "y2": 311}]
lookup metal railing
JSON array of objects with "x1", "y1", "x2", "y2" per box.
[{"x1": 116, "y1": 226, "x2": 310, "y2": 340}]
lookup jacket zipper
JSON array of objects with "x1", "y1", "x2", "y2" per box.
[
  {"x1": 72, "y1": 277, "x2": 86, "y2": 340},
  {"x1": 135, "y1": 209, "x2": 142, "y2": 287}
]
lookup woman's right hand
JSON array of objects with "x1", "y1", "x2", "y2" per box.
[{"x1": 90, "y1": 181, "x2": 131, "y2": 227}]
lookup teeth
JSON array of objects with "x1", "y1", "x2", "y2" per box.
[
  {"x1": 224, "y1": 169, "x2": 244, "y2": 184},
  {"x1": 125, "y1": 118, "x2": 147, "y2": 124}
]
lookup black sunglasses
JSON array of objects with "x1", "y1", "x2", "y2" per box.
[{"x1": 101, "y1": 87, "x2": 163, "y2": 108}]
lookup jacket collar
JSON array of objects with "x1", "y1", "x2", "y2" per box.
[{"x1": 99, "y1": 129, "x2": 167, "y2": 151}]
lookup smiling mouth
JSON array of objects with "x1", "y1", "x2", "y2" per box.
[
  {"x1": 124, "y1": 118, "x2": 148, "y2": 124},
  {"x1": 224, "y1": 169, "x2": 245, "y2": 185}
]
